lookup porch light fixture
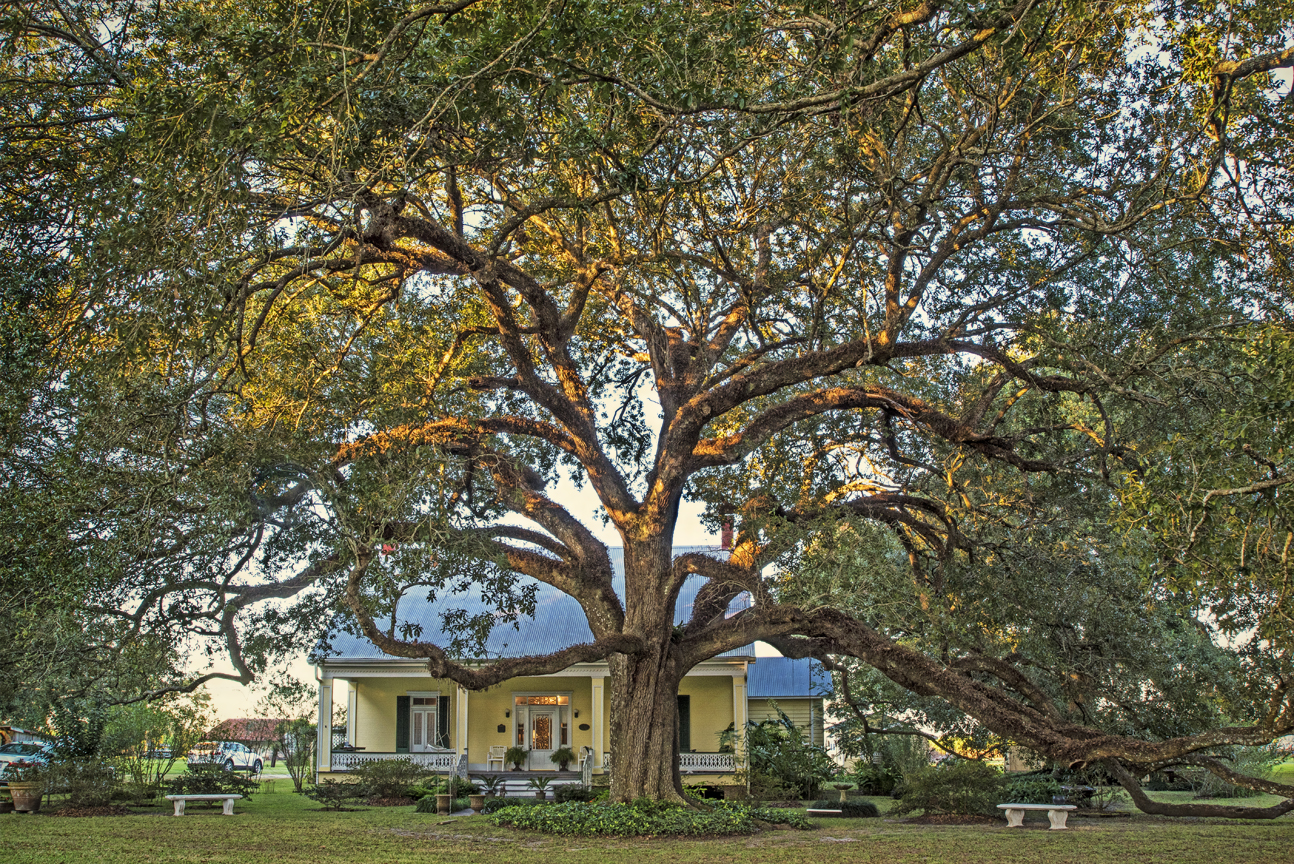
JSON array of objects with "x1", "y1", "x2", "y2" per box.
[
  {"x1": 573, "y1": 709, "x2": 579, "y2": 718},
  {"x1": 505, "y1": 709, "x2": 510, "y2": 717}
]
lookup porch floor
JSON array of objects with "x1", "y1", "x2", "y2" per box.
[{"x1": 464, "y1": 770, "x2": 583, "y2": 779}]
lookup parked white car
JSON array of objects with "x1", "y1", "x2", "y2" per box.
[{"x1": 186, "y1": 741, "x2": 262, "y2": 773}]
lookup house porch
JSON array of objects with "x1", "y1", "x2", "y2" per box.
[{"x1": 316, "y1": 663, "x2": 749, "y2": 779}]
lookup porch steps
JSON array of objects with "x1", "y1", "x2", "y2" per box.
[{"x1": 467, "y1": 771, "x2": 584, "y2": 798}]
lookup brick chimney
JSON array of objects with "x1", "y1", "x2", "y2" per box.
[{"x1": 720, "y1": 520, "x2": 733, "y2": 550}]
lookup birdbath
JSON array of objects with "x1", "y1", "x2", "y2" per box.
[{"x1": 831, "y1": 783, "x2": 855, "y2": 803}]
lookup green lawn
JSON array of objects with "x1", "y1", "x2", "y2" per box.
[{"x1": 1, "y1": 784, "x2": 1291, "y2": 864}]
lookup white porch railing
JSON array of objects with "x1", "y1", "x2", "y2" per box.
[
  {"x1": 678, "y1": 752, "x2": 735, "y2": 772},
  {"x1": 329, "y1": 750, "x2": 734, "y2": 774},
  {"x1": 330, "y1": 751, "x2": 457, "y2": 771}
]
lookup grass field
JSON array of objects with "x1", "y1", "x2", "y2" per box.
[{"x1": 1, "y1": 781, "x2": 1291, "y2": 864}]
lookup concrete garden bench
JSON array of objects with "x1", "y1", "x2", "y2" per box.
[
  {"x1": 805, "y1": 808, "x2": 844, "y2": 817},
  {"x1": 997, "y1": 802, "x2": 1076, "y2": 829},
  {"x1": 165, "y1": 793, "x2": 243, "y2": 816}
]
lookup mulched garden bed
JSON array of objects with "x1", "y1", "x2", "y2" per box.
[
  {"x1": 366, "y1": 796, "x2": 416, "y2": 807},
  {"x1": 49, "y1": 805, "x2": 136, "y2": 817}
]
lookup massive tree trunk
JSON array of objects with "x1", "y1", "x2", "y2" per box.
[
  {"x1": 606, "y1": 540, "x2": 687, "y2": 802},
  {"x1": 607, "y1": 647, "x2": 685, "y2": 802}
]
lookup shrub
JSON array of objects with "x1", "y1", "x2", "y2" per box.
[
  {"x1": 52, "y1": 760, "x2": 119, "y2": 808},
  {"x1": 712, "y1": 800, "x2": 811, "y2": 828},
  {"x1": 489, "y1": 799, "x2": 811, "y2": 836},
  {"x1": 890, "y1": 760, "x2": 1005, "y2": 816},
  {"x1": 414, "y1": 778, "x2": 480, "y2": 797},
  {"x1": 875, "y1": 734, "x2": 934, "y2": 777},
  {"x1": 304, "y1": 779, "x2": 364, "y2": 810},
  {"x1": 809, "y1": 798, "x2": 880, "y2": 817},
  {"x1": 851, "y1": 764, "x2": 900, "y2": 795},
  {"x1": 166, "y1": 763, "x2": 259, "y2": 799},
  {"x1": 1004, "y1": 775, "x2": 1062, "y2": 804},
  {"x1": 351, "y1": 759, "x2": 432, "y2": 799},
  {"x1": 482, "y1": 796, "x2": 546, "y2": 814},
  {"x1": 722, "y1": 705, "x2": 835, "y2": 799},
  {"x1": 1194, "y1": 745, "x2": 1284, "y2": 799},
  {"x1": 275, "y1": 718, "x2": 316, "y2": 794},
  {"x1": 554, "y1": 785, "x2": 599, "y2": 803}
]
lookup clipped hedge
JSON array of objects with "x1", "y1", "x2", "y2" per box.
[
  {"x1": 809, "y1": 798, "x2": 880, "y2": 818},
  {"x1": 489, "y1": 799, "x2": 812, "y2": 836}
]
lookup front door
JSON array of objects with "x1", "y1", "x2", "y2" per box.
[{"x1": 528, "y1": 709, "x2": 557, "y2": 767}]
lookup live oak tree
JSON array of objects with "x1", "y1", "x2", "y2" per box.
[{"x1": 4, "y1": 0, "x2": 1294, "y2": 809}]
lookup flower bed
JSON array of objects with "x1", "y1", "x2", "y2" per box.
[{"x1": 489, "y1": 799, "x2": 811, "y2": 836}]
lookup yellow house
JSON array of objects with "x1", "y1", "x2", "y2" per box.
[{"x1": 313, "y1": 547, "x2": 829, "y2": 788}]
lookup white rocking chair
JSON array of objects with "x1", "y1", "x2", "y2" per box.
[{"x1": 486, "y1": 745, "x2": 507, "y2": 771}]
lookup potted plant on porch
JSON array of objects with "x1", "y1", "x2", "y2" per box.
[
  {"x1": 504, "y1": 746, "x2": 528, "y2": 771},
  {"x1": 6, "y1": 760, "x2": 48, "y2": 813},
  {"x1": 549, "y1": 747, "x2": 576, "y2": 771}
]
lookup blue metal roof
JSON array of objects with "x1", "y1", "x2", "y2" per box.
[
  {"x1": 747, "y1": 657, "x2": 832, "y2": 698},
  {"x1": 318, "y1": 546, "x2": 754, "y2": 661}
]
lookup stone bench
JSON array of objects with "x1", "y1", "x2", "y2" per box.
[
  {"x1": 997, "y1": 803, "x2": 1076, "y2": 829},
  {"x1": 806, "y1": 808, "x2": 844, "y2": 817},
  {"x1": 165, "y1": 794, "x2": 243, "y2": 816}
]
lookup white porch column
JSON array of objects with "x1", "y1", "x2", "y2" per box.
[
  {"x1": 591, "y1": 673, "x2": 605, "y2": 774},
  {"x1": 456, "y1": 685, "x2": 469, "y2": 759},
  {"x1": 732, "y1": 673, "x2": 747, "y2": 762},
  {"x1": 346, "y1": 683, "x2": 357, "y2": 747},
  {"x1": 316, "y1": 679, "x2": 333, "y2": 774}
]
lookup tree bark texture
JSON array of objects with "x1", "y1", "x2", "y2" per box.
[
  {"x1": 607, "y1": 648, "x2": 685, "y2": 802},
  {"x1": 606, "y1": 541, "x2": 687, "y2": 802}
]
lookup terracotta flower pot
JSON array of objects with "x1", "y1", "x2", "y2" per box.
[
  {"x1": 469, "y1": 794, "x2": 485, "y2": 813},
  {"x1": 8, "y1": 782, "x2": 44, "y2": 813}
]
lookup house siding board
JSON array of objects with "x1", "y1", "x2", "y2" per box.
[
  {"x1": 353, "y1": 677, "x2": 458, "y2": 753},
  {"x1": 678, "y1": 676, "x2": 735, "y2": 753},
  {"x1": 747, "y1": 698, "x2": 824, "y2": 746},
  {"x1": 465, "y1": 675, "x2": 596, "y2": 767},
  {"x1": 318, "y1": 547, "x2": 754, "y2": 662}
]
